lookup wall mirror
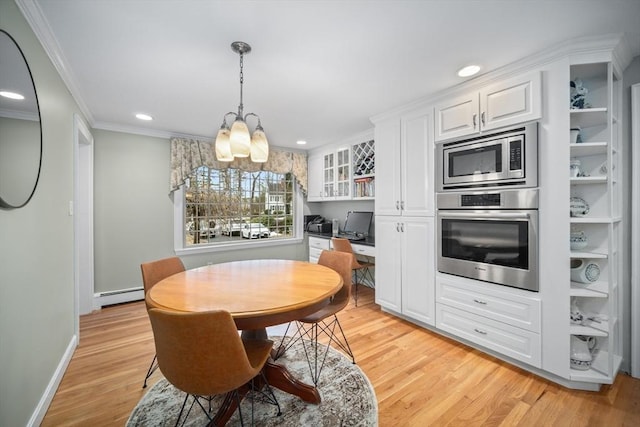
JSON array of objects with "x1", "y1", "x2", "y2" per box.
[{"x1": 0, "y1": 29, "x2": 42, "y2": 209}]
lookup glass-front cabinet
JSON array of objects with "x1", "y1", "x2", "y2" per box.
[{"x1": 567, "y1": 61, "x2": 622, "y2": 384}]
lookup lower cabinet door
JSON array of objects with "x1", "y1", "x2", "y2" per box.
[{"x1": 436, "y1": 303, "x2": 541, "y2": 368}]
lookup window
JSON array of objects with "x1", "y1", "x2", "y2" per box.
[{"x1": 182, "y1": 166, "x2": 296, "y2": 246}]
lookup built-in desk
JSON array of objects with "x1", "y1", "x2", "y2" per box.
[{"x1": 307, "y1": 232, "x2": 375, "y2": 263}]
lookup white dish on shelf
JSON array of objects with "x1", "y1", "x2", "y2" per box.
[{"x1": 570, "y1": 197, "x2": 590, "y2": 217}]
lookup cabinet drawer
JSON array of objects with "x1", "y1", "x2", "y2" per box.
[
  {"x1": 436, "y1": 275, "x2": 541, "y2": 332},
  {"x1": 436, "y1": 304, "x2": 541, "y2": 368},
  {"x1": 309, "y1": 236, "x2": 330, "y2": 250},
  {"x1": 350, "y1": 243, "x2": 375, "y2": 257},
  {"x1": 309, "y1": 247, "x2": 324, "y2": 263}
]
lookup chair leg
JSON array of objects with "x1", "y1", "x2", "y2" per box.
[
  {"x1": 299, "y1": 315, "x2": 356, "y2": 386},
  {"x1": 272, "y1": 321, "x2": 303, "y2": 360},
  {"x1": 142, "y1": 354, "x2": 159, "y2": 388},
  {"x1": 353, "y1": 269, "x2": 359, "y2": 307}
]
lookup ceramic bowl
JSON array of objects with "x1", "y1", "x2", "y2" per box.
[
  {"x1": 570, "y1": 197, "x2": 589, "y2": 217},
  {"x1": 570, "y1": 230, "x2": 588, "y2": 250}
]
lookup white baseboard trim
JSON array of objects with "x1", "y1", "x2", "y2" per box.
[
  {"x1": 27, "y1": 334, "x2": 78, "y2": 427},
  {"x1": 94, "y1": 287, "x2": 144, "y2": 308}
]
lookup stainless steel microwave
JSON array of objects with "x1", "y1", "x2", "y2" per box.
[{"x1": 436, "y1": 122, "x2": 538, "y2": 191}]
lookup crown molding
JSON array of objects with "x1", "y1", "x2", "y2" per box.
[
  {"x1": 15, "y1": 0, "x2": 95, "y2": 125},
  {"x1": 371, "y1": 33, "x2": 635, "y2": 124}
]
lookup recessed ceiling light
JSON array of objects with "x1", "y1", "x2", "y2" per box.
[
  {"x1": 296, "y1": 140, "x2": 307, "y2": 145},
  {"x1": 457, "y1": 65, "x2": 481, "y2": 77},
  {"x1": 0, "y1": 91, "x2": 25, "y2": 100},
  {"x1": 135, "y1": 113, "x2": 153, "y2": 121}
]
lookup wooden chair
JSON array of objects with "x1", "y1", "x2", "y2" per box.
[
  {"x1": 273, "y1": 250, "x2": 355, "y2": 385},
  {"x1": 140, "y1": 256, "x2": 185, "y2": 388},
  {"x1": 148, "y1": 308, "x2": 280, "y2": 426},
  {"x1": 331, "y1": 237, "x2": 374, "y2": 306}
]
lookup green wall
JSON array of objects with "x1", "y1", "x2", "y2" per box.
[
  {"x1": 92, "y1": 129, "x2": 308, "y2": 294},
  {"x1": 0, "y1": 1, "x2": 85, "y2": 425}
]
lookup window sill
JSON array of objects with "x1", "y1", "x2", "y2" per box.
[{"x1": 175, "y1": 236, "x2": 305, "y2": 256}]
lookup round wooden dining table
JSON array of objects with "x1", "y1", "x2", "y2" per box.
[{"x1": 146, "y1": 259, "x2": 343, "y2": 425}]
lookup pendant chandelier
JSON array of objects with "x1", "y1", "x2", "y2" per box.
[{"x1": 215, "y1": 41, "x2": 269, "y2": 163}]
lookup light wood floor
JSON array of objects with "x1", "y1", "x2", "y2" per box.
[{"x1": 42, "y1": 286, "x2": 639, "y2": 426}]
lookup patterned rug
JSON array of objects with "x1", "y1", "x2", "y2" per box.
[{"x1": 126, "y1": 337, "x2": 378, "y2": 426}]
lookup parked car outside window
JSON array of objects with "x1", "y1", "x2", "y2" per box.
[{"x1": 242, "y1": 223, "x2": 270, "y2": 239}]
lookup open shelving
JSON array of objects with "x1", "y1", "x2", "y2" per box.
[
  {"x1": 567, "y1": 61, "x2": 622, "y2": 384},
  {"x1": 352, "y1": 139, "x2": 375, "y2": 199}
]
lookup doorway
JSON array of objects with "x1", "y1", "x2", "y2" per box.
[{"x1": 74, "y1": 114, "x2": 94, "y2": 338}]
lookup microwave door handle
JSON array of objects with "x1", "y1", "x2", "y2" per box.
[{"x1": 440, "y1": 212, "x2": 531, "y2": 220}]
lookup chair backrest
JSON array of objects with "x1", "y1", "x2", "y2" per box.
[
  {"x1": 318, "y1": 250, "x2": 353, "y2": 310},
  {"x1": 147, "y1": 308, "x2": 261, "y2": 396},
  {"x1": 331, "y1": 237, "x2": 361, "y2": 269},
  {"x1": 140, "y1": 257, "x2": 185, "y2": 295}
]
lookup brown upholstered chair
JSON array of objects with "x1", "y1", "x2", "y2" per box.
[
  {"x1": 148, "y1": 308, "x2": 280, "y2": 426},
  {"x1": 273, "y1": 250, "x2": 355, "y2": 385},
  {"x1": 140, "y1": 256, "x2": 185, "y2": 387},
  {"x1": 331, "y1": 237, "x2": 374, "y2": 306}
]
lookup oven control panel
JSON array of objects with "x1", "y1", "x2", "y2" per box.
[{"x1": 460, "y1": 193, "x2": 501, "y2": 207}]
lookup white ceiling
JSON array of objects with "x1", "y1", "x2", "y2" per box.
[{"x1": 22, "y1": 0, "x2": 640, "y2": 150}]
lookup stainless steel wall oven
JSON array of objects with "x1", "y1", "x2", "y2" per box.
[{"x1": 437, "y1": 188, "x2": 539, "y2": 292}]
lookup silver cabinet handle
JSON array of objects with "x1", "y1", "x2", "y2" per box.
[
  {"x1": 396, "y1": 223, "x2": 400, "y2": 232},
  {"x1": 440, "y1": 212, "x2": 531, "y2": 220},
  {"x1": 473, "y1": 113, "x2": 477, "y2": 129},
  {"x1": 473, "y1": 299, "x2": 487, "y2": 305},
  {"x1": 396, "y1": 201, "x2": 400, "y2": 210},
  {"x1": 474, "y1": 328, "x2": 487, "y2": 335},
  {"x1": 401, "y1": 223, "x2": 405, "y2": 232},
  {"x1": 401, "y1": 201, "x2": 405, "y2": 210},
  {"x1": 481, "y1": 111, "x2": 486, "y2": 126}
]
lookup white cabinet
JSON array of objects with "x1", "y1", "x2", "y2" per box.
[
  {"x1": 308, "y1": 236, "x2": 330, "y2": 263},
  {"x1": 566, "y1": 61, "x2": 622, "y2": 384},
  {"x1": 307, "y1": 147, "x2": 351, "y2": 201},
  {"x1": 434, "y1": 71, "x2": 542, "y2": 141},
  {"x1": 307, "y1": 132, "x2": 375, "y2": 202},
  {"x1": 375, "y1": 216, "x2": 435, "y2": 326},
  {"x1": 375, "y1": 107, "x2": 433, "y2": 217},
  {"x1": 307, "y1": 153, "x2": 324, "y2": 202},
  {"x1": 435, "y1": 274, "x2": 542, "y2": 367}
]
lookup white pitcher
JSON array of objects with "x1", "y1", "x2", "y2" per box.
[{"x1": 570, "y1": 335, "x2": 597, "y2": 370}]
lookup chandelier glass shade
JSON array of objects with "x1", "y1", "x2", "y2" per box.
[{"x1": 215, "y1": 41, "x2": 269, "y2": 163}]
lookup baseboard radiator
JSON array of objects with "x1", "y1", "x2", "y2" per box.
[{"x1": 94, "y1": 286, "x2": 144, "y2": 308}]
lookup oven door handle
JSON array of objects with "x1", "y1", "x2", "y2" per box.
[{"x1": 439, "y1": 212, "x2": 532, "y2": 220}]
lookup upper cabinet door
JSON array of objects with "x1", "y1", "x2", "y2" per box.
[
  {"x1": 401, "y1": 108, "x2": 434, "y2": 217},
  {"x1": 480, "y1": 71, "x2": 542, "y2": 131},
  {"x1": 307, "y1": 153, "x2": 324, "y2": 202},
  {"x1": 374, "y1": 119, "x2": 402, "y2": 216},
  {"x1": 434, "y1": 92, "x2": 479, "y2": 141}
]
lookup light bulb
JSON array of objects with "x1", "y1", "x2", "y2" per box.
[
  {"x1": 229, "y1": 118, "x2": 250, "y2": 157},
  {"x1": 215, "y1": 126, "x2": 233, "y2": 162},
  {"x1": 250, "y1": 128, "x2": 269, "y2": 163}
]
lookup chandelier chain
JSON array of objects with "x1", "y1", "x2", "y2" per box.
[{"x1": 238, "y1": 52, "x2": 244, "y2": 115}]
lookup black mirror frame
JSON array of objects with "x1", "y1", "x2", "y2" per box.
[{"x1": 0, "y1": 29, "x2": 43, "y2": 210}]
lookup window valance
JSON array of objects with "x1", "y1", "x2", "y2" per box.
[{"x1": 169, "y1": 137, "x2": 308, "y2": 195}]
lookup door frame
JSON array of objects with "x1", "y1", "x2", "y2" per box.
[
  {"x1": 631, "y1": 84, "x2": 640, "y2": 378},
  {"x1": 73, "y1": 114, "x2": 94, "y2": 338}
]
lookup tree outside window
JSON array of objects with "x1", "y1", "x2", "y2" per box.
[{"x1": 184, "y1": 166, "x2": 295, "y2": 245}]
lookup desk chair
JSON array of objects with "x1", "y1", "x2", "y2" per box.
[
  {"x1": 273, "y1": 250, "x2": 355, "y2": 385},
  {"x1": 331, "y1": 237, "x2": 374, "y2": 306},
  {"x1": 140, "y1": 256, "x2": 185, "y2": 388},
  {"x1": 148, "y1": 308, "x2": 280, "y2": 426}
]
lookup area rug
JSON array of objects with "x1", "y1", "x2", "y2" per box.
[{"x1": 127, "y1": 336, "x2": 378, "y2": 426}]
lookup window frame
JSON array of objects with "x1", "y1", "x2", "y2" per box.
[{"x1": 173, "y1": 175, "x2": 304, "y2": 256}]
